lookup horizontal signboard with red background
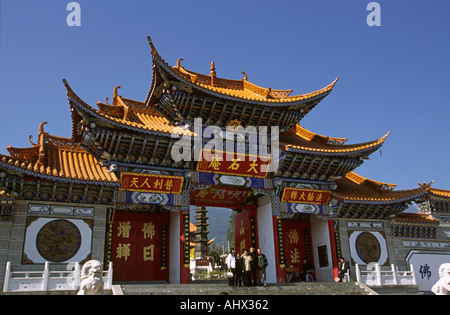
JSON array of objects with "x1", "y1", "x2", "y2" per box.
[
  {"x1": 281, "y1": 187, "x2": 331, "y2": 205},
  {"x1": 196, "y1": 149, "x2": 271, "y2": 179},
  {"x1": 119, "y1": 173, "x2": 184, "y2": 194}
]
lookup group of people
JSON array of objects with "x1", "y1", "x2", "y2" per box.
[
  {"x1": 225, "y1": 247, "x2": 268, "y2": 287},
  {"x1": 226, "y1": 249, "x2": 350, "y2": 285}
]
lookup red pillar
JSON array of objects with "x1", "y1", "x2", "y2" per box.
[{"x1": 328, "y1": 219, "x2": 339, "y2": 281}]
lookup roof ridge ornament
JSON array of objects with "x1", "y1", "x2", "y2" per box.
[
  {"x1": 210, "y1": 61, "x2": 216, "y2": 86},
  {"x1": 418, "y1": 180, "x2": 435, "y2": 188},
  {"x1": 176, "y1": 58, "x2": 184, "y2": 70},
  {"x1": 28, "y1": 121, "x2": 47, "y2": 147},
  {"x1": 113, "y1": 86, "x2": 121, "y2": 106},
  {"x1": 147, "y1": 35, "x2": 158, "y2": 57},
  {"x1": 39, "y1": 121, "x2": 48, "y2": 137},
  {"x1": 37, "y1": 121, "x2": 48, "y2": 165}
]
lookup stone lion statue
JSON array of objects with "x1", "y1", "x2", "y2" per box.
[
  {"x1": 431, "y1": 263, "x2": 450, "y2": 295},
  {"x1": 77, "y1": 260, "x2": 104, "y2": 295}
]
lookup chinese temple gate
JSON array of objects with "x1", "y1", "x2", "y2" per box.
[{"x1": 1, "y1": 36, "x2": 449, "y2": 288}]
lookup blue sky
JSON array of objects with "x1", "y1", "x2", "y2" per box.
[{"x1": 0, "y1": 0, "x2": 449, "y2": 192}]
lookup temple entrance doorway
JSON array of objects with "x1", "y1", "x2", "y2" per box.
[
  {"x1": 280, "y1": 214, "x2": 314, "y2": 282},
  {"x1": 189, "y1": 206, "x2": 234, "y2": 280}
]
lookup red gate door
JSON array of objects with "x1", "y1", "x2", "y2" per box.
[{"x1": 111, "y1": 211, "x2": 170, "y2": 282}]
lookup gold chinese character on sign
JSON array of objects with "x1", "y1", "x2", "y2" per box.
[
  {"x1": 140, "y1": 178, "x2": 152, "y2": 189},
  {"x1": 130, "y1": 177, "x2": 139, "y2": 188},
  {"x1": 307, "y1": 192, "x2": 315, "y2": 202},
  {"x1": 288, "y1": 229, "x2": 299, "y2": 244},
  {"x1": 298, "y1": 192, "x2": 306, "y2": 200},
  {"x1": 143, "y1": 244, "x2": 155, "y2": 261},
  {"x1": 290, "y1": 190, "x2": 298, "y2": 200},
  {"x1": 142, "y1": 222, "x2": 156, "y2": 239},
  {"x1": 165, "y1": 179, "x2": 174, "y2": 191},
  {"x1": 208, "y1": 156, "x2": 222, "y2": 170},
  {"x1": 195, "y1": 189, "x2": 209, "y2": 198},
  {"x1": 227, "y1": 158, "x2": 241, "y2": 171},
  {"x1": 290, "y1": 248, "x2": 300, "y2": 264},
  {"x1": 116, "y1": 243, "x2": 131, "y2": 261},
  {"x1": 117, "y1": 221, "x2": 131, "y2": 238},
  {"x1": 316, "y1": 193, "x2": 323, "y2": 202},
  {"x1": 247, "y1": 161, "x2": 258, "y2": 174},
  {"x1": 153, "y1": 179, "x2": 163, "y2": 190}
]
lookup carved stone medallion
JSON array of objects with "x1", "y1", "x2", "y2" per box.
[
  {"x1": 36, "y1": 219, "x2": 82, "y2": 262},
  {"x1": 355, "y1": 232, "x2": 381, "y2": 264}
]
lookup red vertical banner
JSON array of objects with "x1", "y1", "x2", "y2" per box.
[
  {"x1": 273, "y1": 216, "x2": 286, "y2": 283},
  {"x1": 282, "y1": 220, "x2": 313, "y2": 269},
  {"x1": 234, "y1": 208, "x2": 257, "y2": 255},
  {"x1": 180, "y1": 210, "x2": 190, "y2": 284},
  {"x1": 112, "y1": 211, "x2": 170, "y2": 282}
]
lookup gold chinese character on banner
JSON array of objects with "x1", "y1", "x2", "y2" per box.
[
  {"x1": 143, "y1": 244, "x2": 155, "y2": 261},
  {"x1": 240, "y1": 220, "x2": 245, "y2": 236},
  {"x1": 288, "y1": 229, "x2": 299, "y2": 244},
  {"x1": 116, "y1": 243, "x2": 131, "y2": 261},
  {"x1": 290, "y1": 248, "x2": 300, "y2": 264},
  {"x1": 117, "y1": 221, "x2": 131, "y2": 238},
  {"x1": 142, "y1": 222, "x2": 156, "y2": 239}
]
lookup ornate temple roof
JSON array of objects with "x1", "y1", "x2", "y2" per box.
[
  {"x1": 391, "y1": 213, "x2": 440, "y2": 226},
  {"x1": 64, "y1": 79, "x2": 192, "y2": 141},
  {"x1": 170, "y1": 60, "x2": 339, "y2": 105},
  {"x1": 280, "y1": 124, "x2": 390, "y2": 156},
  {"x1": 333, "y1": 172, "x2": 428, "y2": 204},
  {"x1": 0, "y1": 122, "x2": 117, "y2": 185},
  {"x1": 144, "y1": 36, "x2": 338, "y2": 129},
  {"x1": 427, "y1": 187, "x2": 450, "y2": 200},
  {"x1": 145, "y1": 36, "x2": 338, "y2": 107}
]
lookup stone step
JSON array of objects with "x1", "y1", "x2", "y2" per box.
[{"x1": 120, "y1": 282, "x2": 373, "y2": 295}]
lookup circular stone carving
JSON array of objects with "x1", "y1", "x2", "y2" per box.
[
  {"x1": 355, "y1": 232, "x2": 381, "y2": 264},
  {"x1": 36, "y1": 220, "x2": 81, "y2": 262}
]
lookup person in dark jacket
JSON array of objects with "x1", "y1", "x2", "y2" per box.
[
  {"x1": 338, "y1": 257, "x2": 350, "y2": 282},
  {"x1": 249, "y1": 247, "x2": 258, "y2": 286},
  {"x1": 301, "y1": 258, "x2": 314, "y2": 282},
  {"x1": 234, "y1": 252, "x2": 243, "y2": 287},
  {"x1": 256, "y1": 248, "x2": 268, "y2": 286}
]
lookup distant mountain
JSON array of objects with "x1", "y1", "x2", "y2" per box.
[{"x1": 190, "y1": 206, "x2": 233, "y2": 254}]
